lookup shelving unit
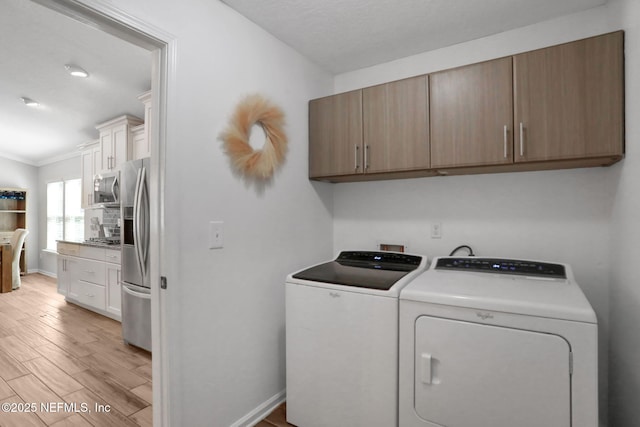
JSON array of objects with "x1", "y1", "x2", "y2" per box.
[{"x1": 0, "y1": 188, "x2": 26, "y2": 275}]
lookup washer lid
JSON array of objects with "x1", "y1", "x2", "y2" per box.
[
  {"x1": 292, "y1": 251, "x2": 423, "y2": 291},
  {"x1": 400, "y1": 257, "x2": 596, "y2": 323}
]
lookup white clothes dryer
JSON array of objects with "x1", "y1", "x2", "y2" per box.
[
  {"x1": 286, "y1": 251, "x2": 428, "y2": 427},
  {"x1": 399, "y1": 257, "x2": 598, "y2": 427}
]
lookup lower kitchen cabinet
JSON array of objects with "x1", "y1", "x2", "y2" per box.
[
  {"x1": 57, "y1": 242, "x2": 122, "y2": 321},
  {"x1": 106, "y1": 263, "x2": 122, "y2": 318},
  {"x1": 69, "y1": 279, "x2": 106, "y2": 311},
  {"x1": 57, "y1": 255, "x2": 74, "y2": 296}
]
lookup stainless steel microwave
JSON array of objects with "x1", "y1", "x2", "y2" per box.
[{"x1": 94, "y1": 172, "x2": 120, "y2": 207}]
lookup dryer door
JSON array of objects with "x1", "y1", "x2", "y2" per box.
[{"x1": 414, "y1": 316, "x2": 571, "y2": 427}]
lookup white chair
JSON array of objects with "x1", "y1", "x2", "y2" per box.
[{"x1": 10, "y1": 229, "x2": 28, "y2": 289}]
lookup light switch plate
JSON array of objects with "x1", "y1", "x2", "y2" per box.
[{"x1": 209, "y1": 221, "x2": 224, "y2": 249}]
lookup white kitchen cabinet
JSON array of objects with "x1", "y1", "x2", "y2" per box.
[
  {"x1": 133, "y1": 90, "x2": 152, "y2": 160},
  {"x1": 105, "y1": 248, "x2": 122, "y2": 317},
  {"x1": 106, "y1": 263, "x2": 121, "y2": 317},
  {"x1": 69, "y1": 280, "x2": 106, "y2": 311},
  {"x1": 96, "y1": 115, "x2": 143, "y2": 173},
  {"x1": 131, "y1": 124, "x2": 146, "y2": 161},
  {"x1": 57, "y1": 242, "x2": 122, "y2": 321},
  {"x1": 80, "y1": 141, "x2": 100, "y2": 208},
  {"x1": 58, "y1": 255, "x2": 82, "y2": 299},
  {"x1": 57, "y1": 255, "x2": 71, "y2": 296}
]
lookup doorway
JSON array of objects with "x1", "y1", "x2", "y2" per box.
[{"x1": 30, "y1": 0, "x2": 173, "y2": 425}]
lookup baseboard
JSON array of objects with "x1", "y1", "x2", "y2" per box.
[
  {"x1": 36, "y1": 269, "x2": 57, "y2": 279},
  {"x1": 230, "y1": 389, "x2": 286, "y2": 427}
]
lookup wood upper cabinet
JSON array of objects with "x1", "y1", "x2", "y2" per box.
[
  {"x1": 514, "y1": 31, "x2": 624, "y2": 163},
  {"x1": 309, "y1": 90, "x2": 363, "y2": 178},
  {"x1": 308, "y1": 32, "x2": 623, "y2": 182},
  {"x1": 430, "y1": 57, "x2": 514, "y2": 168},
  {"x1": 363, "y1": 76, "x2": 429, "y2": 173}
]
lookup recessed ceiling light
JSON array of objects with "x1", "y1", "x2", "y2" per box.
[
  {"x1": 20, "y1": 97, "x2": 40, "y2": 107},
  {"x1": 64, "y1": 64, "x2": 89, "y2": 78}
]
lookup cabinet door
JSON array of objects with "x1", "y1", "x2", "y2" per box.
[
  {"x1": 57, "y1": 256, "x2": 68, "y2": 296},
  {"x1": 132, "y1": 127, "x2": 147, "y2": 160},
  {"x1": 514, "y1": 31, "x2": 623, "y2": 162},
  {"x1": 80, "y1": 149, "x2": 93, "y2": 209},
  {"x1": 69, "y1": 280, "x2": 106, "y2": 311},
  {"x1": 58, "y1": 256, "x2": 80, "y2": 297},
  {"x1": 363, "y1": 76, "x2": 429, "y2": 173},
  {"x1": 309, "y1": 90, "x2": 363, "y2": 178},
  {"x1": 106, "y1": 263, "x2": 121, "y2": 318},
  {"x1": 430, "y1": 57, "x2": 513, "y2": 168},
  {"x1": 99, "y1": 129, "x2": 113, "y2": 173},
  {"x1": 111, "y1": 123, "x2": 129, "y2": 170}
]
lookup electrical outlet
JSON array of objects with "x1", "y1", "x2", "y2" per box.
[{"x1": 431, "y1": 222, "x2": 442, "y2": 239}]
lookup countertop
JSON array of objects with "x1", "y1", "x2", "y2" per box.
[{"x1": 57, "y1": 240, "x2": 122, "y2": 250}]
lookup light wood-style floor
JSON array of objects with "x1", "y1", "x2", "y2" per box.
[
  {"x1": 257, "y1": 402, "x2": 294, "y2": 427},
  {"x1": 0, "y1": 273, "x2": 152, "y2": 427}
]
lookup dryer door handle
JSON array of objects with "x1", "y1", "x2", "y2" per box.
[{"x1": 420, "y1": 353, "x2": 432, "y2": 384}]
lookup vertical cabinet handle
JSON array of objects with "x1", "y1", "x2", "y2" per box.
[
  {"x1": 503, "y1": 125, "x2": 508, "y2": 159},
  {"x1": 354, "y1": 145, "x2": 360, "y2": 171},
  {"x1": 365, "y1": 145, "x2": 370, "y2": 171},
  {"x1": 519, "y1": 122, "x2": 525, "y2": 157}
]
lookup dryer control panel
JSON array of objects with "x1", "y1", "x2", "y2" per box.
[{"x1": 435, "y1": 257, "x2": 566, "y2": 279}]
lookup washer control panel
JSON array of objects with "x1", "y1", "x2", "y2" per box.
[
  {"x1": 435, "y1": 257, "x2": 566, "y2": 279},
  {"x1": 337, "y1": 251, "x2": 422, "y2": 270}
]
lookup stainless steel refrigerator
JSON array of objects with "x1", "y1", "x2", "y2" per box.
[{"x1": 120, "y1": 158, "x2": 151, "y2": 352}]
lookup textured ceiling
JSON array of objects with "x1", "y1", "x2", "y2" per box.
[
  {"x1": 221, "y1": 0, "x2": 608, "y2": 73},
  {"x1": 0, "y1": 0, "x2": 151, "y2": 165},
  {"x1": 3, "y1": 0, "x2": 608, "y2": 165}
]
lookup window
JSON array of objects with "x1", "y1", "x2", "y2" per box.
[{"x1": 47, "y1": 179, "x2": 84, "y2": 250}]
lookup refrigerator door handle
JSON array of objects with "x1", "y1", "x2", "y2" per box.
[
  {"x1": 122, "y1": 283, "x2": 151, "y2": 299},
  {"x1": 111, "y1": 173, "x2": 119, "y2": 204},
  {"x1": 139, "y1": 166, "x2": 150, "y2": 279},
  {"x1": 133, "y1": 168, "x2": 145, "y2": 281}
]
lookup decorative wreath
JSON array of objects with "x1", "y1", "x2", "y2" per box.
[{"x1": 220, "y1": 94, "x2": 288, "y2": 180}]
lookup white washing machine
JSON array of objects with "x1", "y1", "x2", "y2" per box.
[
  {"x1": 399, "y1": 257, "x2": 598, "y2": 427},
  {"x1": 286, "y1": 251, "x2": 428, "y2": 427}
]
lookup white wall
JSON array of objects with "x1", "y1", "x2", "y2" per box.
[
  {"x1": 333, "y1": 3, "x2": 628, "y2": 426},
  {"x1": 37, "y1": 156, "x2": 80, "y2": 276},
  {"x1": 75, "y1": 1, "x2": 334, "y2": 426},
  {"x1": 0, "y1": 156, "x2": 39, "y2": 274}
]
